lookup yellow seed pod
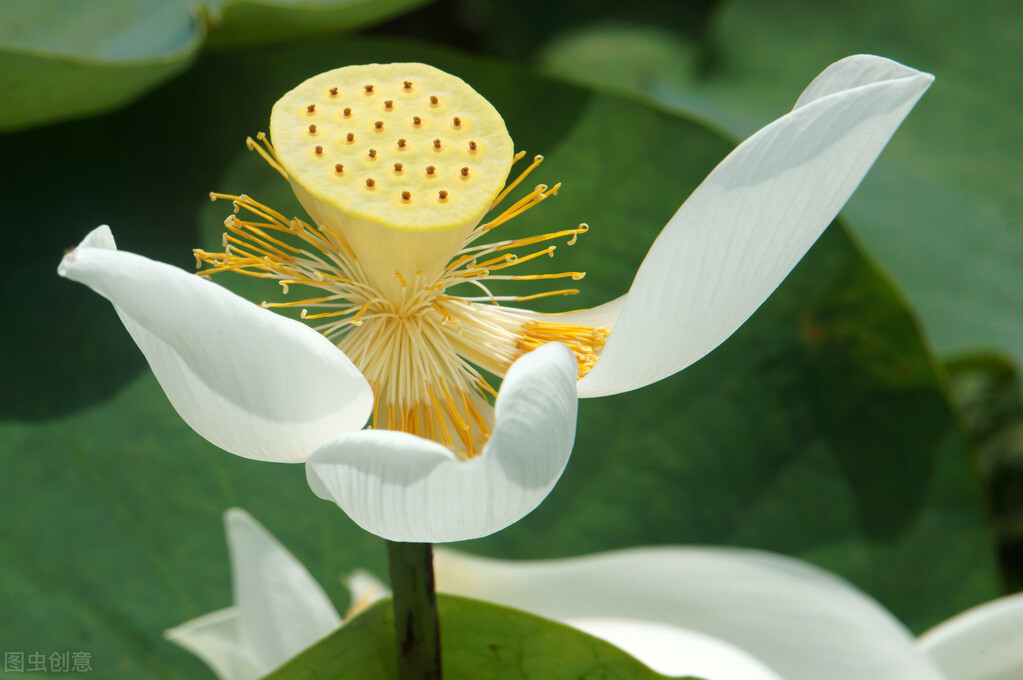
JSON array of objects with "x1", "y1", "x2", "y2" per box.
[{"x1": 270, "y1": 63, "x2": 514, "y2": 233}]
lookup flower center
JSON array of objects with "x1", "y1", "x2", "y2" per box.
[{"x1": 195, "y1": 63, "x2": 608, "y2": 459}]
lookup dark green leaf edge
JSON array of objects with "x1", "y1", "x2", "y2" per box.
[
  {"x1": 266, "y1": 595, "x2": 698, "y2": 680},
  {"x1": 204, "y1": 0, "x2": 436, "y2": 49}
]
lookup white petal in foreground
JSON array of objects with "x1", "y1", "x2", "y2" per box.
[
  {"x1": 577, "y1": 55, "x2": 934, "y2": 398},
  {"x1": 433, "y1": 547, "x2": 946, "y2": 680},
  {"x1": 567, "y1": 617, "x2": 784, "y2": 680},
  {"x1": 58, "y1": 226, "x2": 373, "y2": 462},
  {"x1": 225, "y1": 508, "x2": 342, "y2": 672},
  {"x1": 918, "y1": 591, "x2": 1023, "y2": 680},
  {"x1": 164, "y1": 607, "x2": 260, "y2": 680},
  {"x1": 794, "y1": 54, "x2": 927, "y2": 110},
  {"x1": 306, "y1": 342, "x2": 578, "y2": 543},
  {"x1": 165, "y1": 509, "x2": 341, "y2": 680}
]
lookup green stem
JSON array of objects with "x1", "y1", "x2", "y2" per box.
[{"x1": 386, "y1": 541, "x2": 442, "y2": 680}]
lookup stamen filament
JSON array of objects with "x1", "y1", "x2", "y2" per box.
[
  {"x1": 489, "y1": 153, "x2": 543, "y2": 210},
  {"x1": 246, "y1": 134, "x2": 290, "y2": 180},
  {"x1": 486, "y1": 272, "x2": 585, "y2": 281},
  {"x1": 505, "y1": 289, "x2": 580, "y2": 301},
  {"x1": 484, "y1": 246, "x2": 556, "y2": 271}
]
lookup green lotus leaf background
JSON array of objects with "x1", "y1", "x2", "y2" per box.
[
  {"x1": 536, "y1": 0, "x2": 1023, "y2": 391},
  {"x1": 1, "y1": 30, "x2": 1001, "y2": 678},
  {"x1": 0, "y1": 0, "x2": 432, "y2": 131}
]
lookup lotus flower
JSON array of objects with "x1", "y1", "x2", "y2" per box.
[{"x1": 59, "y1": 56, "x2": 931, "y2": 542}]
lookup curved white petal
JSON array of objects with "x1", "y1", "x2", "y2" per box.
[
  {"x1": 918, "y1": 591, "x2": 1023, "y2": 680},
  {"x1": 224, "y1": 508, "x2": 342, "y2": 674},
  {"x1": 306, "y1": 342, "x2": 578, "y2": 542},
  {"x1": 58, "y1": 226, "x2": 373, "y2": 462},
  {"x1": 164, "y1": 509, "x2": 341, "y2": 680},
  {"x1": 433, "y1": 547, "x2": 946, "y2": 680},
  {"x1": 795, "y1": 55, "x2": 927, "y2": 110},
  {"x1": 164, "y1": 607, "x2": 260, "y2": 680},
  {"x1": 567, "y1": 617, "x2": 784, "y2": 680},
  {"x1": 577, "y1": 55, "x2": 934, "y2": 397},
  {"x1": 509, "y1": 297, "x2": 626, "y2": 334}
]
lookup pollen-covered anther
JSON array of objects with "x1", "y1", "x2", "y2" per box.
[
  {"x1": 433, "y1": 139, "x2": 442, "y2": 149},
  {"x1": 329, "y1": 87, "x2": 339, "y2": 96},
  {"x1": 364, "y1": 84, "x2": 374, "y2": 93},
  {"x1": 343, "y1": 107, "x2": 352, "y2": 117},
  {"x1": 307, "y1": 124, "x2": 317, "y2": 134},
  {"x1": 368, "y1": 149, "x2": 377, "y2": 158},
  {"x1": 346, "y1": 132, "x2": 355, "y2": 142},
  {"x1": 374, "y1": 121, "x2": 384, "y2": 130},
  {"x1": 335, "y1": 163, "x2": 344, "y2": 173},
  {"x1": 452, "y1": 117, "x2": 462, "y2": 128},
  {"x1": 307, "y1": 104, "x2": 316, "y2": 113},
  {"x1": 516, "y1": 321, "x2": 609, "y2": 379},
  {"x1": 365, "y1": 178, "x2": 376, "y2": 188},
  {"x1": 314, "y1": 145, "x2": 323, "y2": 155},
  {"x1": 402, "y1": 191, "x2": 411, "y2": 201},
  {"x1": 460, "y1": 167, "x2": 469, "y2": 177},
  {"x1": 468, "y1": 141, "x2": 477, "y2": 151},
  {"x1": 393, "y1": 162, "x2": 403, "y2": 172},
  {"x1": 438, "y1": 190, "x2": 448, "y2": 200},
  {"x1": 384, "y1": 100, "x2": 394, "y2": 110},
  {"x1": 430, "y1": 95, "x2": 439, "y2": 105},
  {"x1": 426, "y1": 166, "x2": 436, "y2": 176},
  {"x1": 413, "y1": 116, "x2": 422, "y2": 126},
  {"x1": 403, "y1": 80, "x2": 413, "y2": 89}
]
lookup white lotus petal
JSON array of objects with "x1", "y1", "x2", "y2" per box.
[
  {"x1": 567, "y1": 617, "x2": 784, "y2": 680},
  {"x1": 577, "y1": 56, "x2": 934, "y2": 397},
  {"x1": 306, "y1": 342, "x2": 578, "y2": 542},
  {"x1": 518, "y1": 297, "x2": 626, "y2": 334},
  {"x1": 163, "y1": 509, "x2": 341, "y2": 680},
  {"x1": 433, "y1": 547, "x2": 946, "y2": 680},
  {"x1": 225, "y1": 508, "x2": 342, "y2": 674},
  {"x1": 164, "y1": 607, "x2": 260, "y2": 680},
  {"x1": 58, "y1": 226, "x2": 373, "y2": 462},
  {"x1": 77, "y1": 223, "x2": 116, "y2": 249},
  {"x1": 918, "y1": 591, "x2": 1023, "y2": 680},
  {"x1": 795, "y1": 55, "x2": 927, "y2": 110}
]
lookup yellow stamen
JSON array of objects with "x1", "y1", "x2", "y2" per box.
[
  {"x1": 517, "y1": 320, "x2": 609, "y2": 379},
  {"x1": 483, "y1": 246, "x2": 556, "y2": 271},
  {"x1": 506, "y1": 289, "x2": 580, "y2": 302},
  {"x1": 245, "y1": 134, "x2": 289, "y2": 180},
  {"x1": 489, "y1": 153, "x2": 543, "y2": 210},
  {"x1": 495, "y1": 224, "x2": 589, "y2": 251},
  {"x1": 479, "y1": 182, "x2": 561, "y2": 233},
  {"x1": 492, "y1": 272, "x2": 585, "y2": 281}
]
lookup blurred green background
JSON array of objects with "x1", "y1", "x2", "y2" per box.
[{"x1": 2, "y1": 0, "x2": 1021, "y2": 677}]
